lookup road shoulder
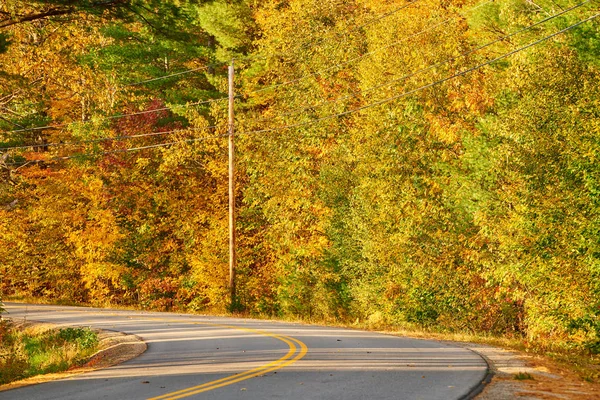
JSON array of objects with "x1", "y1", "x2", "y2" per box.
[{"x1": 460, "y1": 343, "x2": 600, "y2": 400}]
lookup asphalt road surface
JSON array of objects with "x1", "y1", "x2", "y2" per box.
[{"x1": 1, "y1": 303, "x2": 488, "y2": 399}]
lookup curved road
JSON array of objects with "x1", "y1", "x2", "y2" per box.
[{"x1": 1, "y1": 303, "x2": 488, "y2": 399}]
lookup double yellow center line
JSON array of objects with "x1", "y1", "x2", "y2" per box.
[{"x1": 146, "y1": 320, "x2": 308, "y2": 400}]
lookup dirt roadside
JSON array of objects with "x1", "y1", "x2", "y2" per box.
[
  {"x1": 0, "y1": 326, "x2": 147, "y2": 392},
  {"x1": 464, "y1": 343, "x2": 600, "y2": 399}
]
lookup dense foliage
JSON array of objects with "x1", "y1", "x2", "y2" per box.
[{"x1": 1, "y1": 0, "x2": 599, "y2": 353}]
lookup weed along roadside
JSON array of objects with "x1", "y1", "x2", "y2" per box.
[
  {"x1": 0, "y1": 317, "x2": 146, "y2": 390},
  {"x1": 0, "y1": 319, "x2": 99, "y2": 385}
]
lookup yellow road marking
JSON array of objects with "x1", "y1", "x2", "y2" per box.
[
  {"x1": 6, "y1": 307, "x2": 308, "y2": 399},
  {"x1": 145, "y1": 319, "x2": 308, "y2": 400}
]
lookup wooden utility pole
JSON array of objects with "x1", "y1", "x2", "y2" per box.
[{"x1": 228, "y1": 61, "x2": 236, "y2": 306}]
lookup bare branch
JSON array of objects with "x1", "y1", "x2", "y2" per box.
[
  {"x1": 0, "y1": 115, "x2": 24, "y2": 128},
  {"x1": 124, "y1": 4, "x2": 162, "y2": 34},
  {"x1": 0, "y1": 93, "x2": 16, "y2": 105},
  {"x1": 1, "y1": 106, "x2": 23, "y2": 117},
  {"x1": 0, "y1": 1, "x2": 130, "y2": 29},
  {"x1": 0, "y1": 8, "x2": 75, "y2": 29}
]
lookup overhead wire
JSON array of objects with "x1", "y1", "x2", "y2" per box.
[
  {"x1": 3, "y1": 131, "x2": 229, "y2": 167},
  {"x1": 0, "y1": 126, "x2": 219, "y2": 152},
  {"x1": 57, "y1": 0, "x2": 425, "y2": 91},
  {"x1": 5, "y1": 1, "x2": 591, "y2": 157},
  {"x1": 235, "y1": 0, "x2": 424, "y2": 65},
  {"x1": 6, "y1": 12, "x2": 596, "y2": 167},
  {"x1": 241, "y1": 0, "x2": 494, "y2": 103},
  {"x1": 241, "y1": 0, "x2": 572, "y2": 99},
  {"x1": 2, "y1": 96, "x2": 229, "y2": 135},
  {"x1": 0, "y1": 0, "x2": 434, "y2": 137},
  {"x1": 4, "y1": 2, "x2": 596, "y2": 165},
  {"x1": 122, "y1": 66, "x2": 210, "y2": 87},
  {"x1": 120, "y1": 59, "x2": 235, "y2": 87},
  {"x1": 235, "y1": 11, "x2": 599, "y2": 138},
  {"x1": 241, "y1": 0, "x2": 592, "y2": 127}
]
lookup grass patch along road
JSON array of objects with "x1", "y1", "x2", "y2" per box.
[{"x1": 0, "y1": 320, "x2": 99, "y2": 385}]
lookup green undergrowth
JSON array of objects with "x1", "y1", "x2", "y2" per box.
[
  {"x1": 0, "y1": 320, "x2": 99, "y2": 385},
  {"x1": 514, "y1": 372, "x2": 534, "y2": 380}
]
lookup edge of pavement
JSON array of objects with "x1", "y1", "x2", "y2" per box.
[
  {"x1": 453, "y1": 342, "x2": 600, "y2": 400},
  {"x1": 2, "y1": 313, "x2": 599, "y2": 399}
]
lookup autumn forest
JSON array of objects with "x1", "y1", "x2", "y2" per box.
[{"x1": 1, "y1": 0, "x2": 599, "y2": 353}]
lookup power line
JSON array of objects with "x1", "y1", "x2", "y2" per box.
[
  {"x1": 2, "y1": 96, "x2": 229, "y2": 135},
  {"x1": 4, "y1": 132, "x2": 229, "y2": 167},
  {"x1": 122, "y1": 66, "x2": 210, "y2": 87},
  {"x1": 1, "y1": 62, "x2": 226, "y2": 134},
  {"x1": 0, "y1": 126, "x2": 218, "y2": 152},
  {"x1": 236, "y1": 12, "x2": 599, "y2": 139},
  {"x1": 119, "y1": 60, "x2": 233, "y2": 87},
  {"x1": 0, "y1": 0, "x2": 492, "y2": 137},
  {"x1": 236, "y1": 0, "x2": 424, "y2": 65},
  {"x1": 5, "y1": 3, "x2": 595, "y2": 165},
  {"x1": 346, "y1": 0, "x2": 422, "y2": 34},
  {"x1": 6, "y1": 11, "x2": 596, "y2": 167},
  {"x1": 0, "y1": 0, "x2": 418, "y2": 142},
  {"x1": 243, "y1": 0, "x2": 591, "y2": 127},
  {"x1": 243, "y1": 0, "x2": 494, "y2": 97}
]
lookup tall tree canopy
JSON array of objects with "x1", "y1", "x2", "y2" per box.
[{"x1": 1, "y1": 0, "x2": 599, "y2": 354}]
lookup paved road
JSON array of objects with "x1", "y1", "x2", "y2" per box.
[{"x1": 1, "y1": 303, "x2": 488, "y2": 399}]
